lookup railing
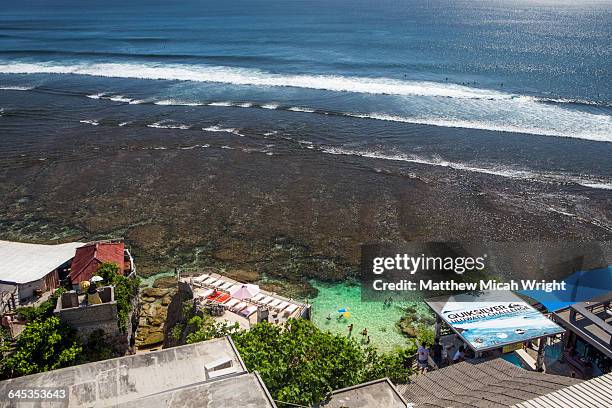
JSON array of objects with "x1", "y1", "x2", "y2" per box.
[{"x1": 0, "y1": 288, "x2": 18, "y2": 315}]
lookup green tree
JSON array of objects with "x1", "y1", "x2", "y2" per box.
[
  {"x1": 81, "y1": 329, "x2": 114, "y2": 363},
  {"x1": 185, "y1": 314, "x2": 240, "y2": 344},
  {"x1": 416, "y1": 323, "x2": 435, "y2": 346},
  {"x1": 16, "y1": 287, "x2": 66, "y2": 322},
  {"x1": 96, "y1": 262, "x2": 140, "y2": 332},
  {"x1": 2, "y1": 316, "x2": 82, "y2": 377},
  {"x1": 231, "y1": 319, "x2": 411, "y2": 406}
]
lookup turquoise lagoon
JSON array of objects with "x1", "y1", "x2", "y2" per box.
[{"x1": 308, "y1": 280, "x2": 431, "y2": 352}]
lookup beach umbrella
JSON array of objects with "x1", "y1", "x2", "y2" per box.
[
  {"x1": 230, "y1": 284, "x2": 260, "y2": 300},
  {"x1": 91, "y1": 275, "x2": 103, "y2": 283}
]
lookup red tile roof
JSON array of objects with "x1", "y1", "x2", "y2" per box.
[{"x1": 69, "y1": 242, "x2": 125, "y2": 283}]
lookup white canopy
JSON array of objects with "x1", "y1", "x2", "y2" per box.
[
  {"x1": 229, "y1": 284, "x2": 260, "y2": 300},
  {"x1": 0, "y1": 240, "x2": 83, "y2": 284}
]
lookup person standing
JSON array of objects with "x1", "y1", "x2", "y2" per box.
[
  {"x1": 453, "y1": 345, "x2": 465, "y2": 364},
  {"x1": 417, "y1": 342, "x2": 430, "y2": 373},
  {"x1": 431, "y1": 337, "x2": 443, "y2": 369}
]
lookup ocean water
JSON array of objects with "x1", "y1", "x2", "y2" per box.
[
  {"x1": 309, "y1": 281, "x2": 432, "y2": 351},
  {"x1": 0, "y1": 0, "x2": 611, "y2": 186}
]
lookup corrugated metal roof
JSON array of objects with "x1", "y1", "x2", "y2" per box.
[
  {"x1": 513, "y1": 373, "x2": 612, "y2": 408},
  {"x1": 69, "y1": 241, "x2": 125, "y2": 283},
  {"x1": 0, "y1": 240, "x2": 83, "y2": 284},
  {"x1": 396, "y1": 359, "x2": 581, "y2": 408}
]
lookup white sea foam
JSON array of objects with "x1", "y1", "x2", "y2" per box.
[
  {"x1": 288, "y1": 106, "x2": 316, "y2": 113},
  {"x1": 202, "y1": 125, "x2": 244, "y2": 136},
  {"x1": 208, "y1": 101, "x2": 253, "y2": 108},
  {"x1": 154, "y1": 99, "x2": 202, "y2": 106},
  {"x1": 0, "y1": 61, "x2": 518, "y2": 100},
  {"x1": 87, "y1": 92, "x2": 144, "y2": 104},
  {"x1": 208, "y1": 101, "x2": 233, "y2": 107},
  {"x1": 343, "y1": 112, "x2": 612, "y2": 143},
  {"x1": 147, "y1": 121, "x2": 190, "y2": 129},
  {"x1": 0, "y1": 85, "x2": 35, "y2": 91},
  {"x1": 118, "y1": 122, "x2": 130, "y2": 127},
  {"x1": 107, "y1": 94, "x2": 133, "y2": 103},
  {"x1": 79, "y1": 119, "x2": 99, "y2": 126},
  {"x1": 321, "y1": 147, "x2": 612, "y2": 191},
  {"x1": 261, "y1": 103, "x2": 279, "y2": 109},
  {"x1": 3, "y1": 61, "x2": 610, "y2": 142}
]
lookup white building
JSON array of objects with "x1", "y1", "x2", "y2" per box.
[{"x1": 0, "y1": 240, "x2": 83, "y2": 306}]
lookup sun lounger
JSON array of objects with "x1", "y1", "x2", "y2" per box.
[
  {"x1": 232, "y1": 302, "x2": 249, "y2": 312},
  {"x1": 253, "y1": 294, "x2": 265, "y2": 302},
  {"x1": 219, "y1": 281, "x2": 233, "y2": 290},
  {"x1": 275, "y1": 301, "x2": 289, "y2": 311},
  {"x1": 224, "y1": 298, "x2": 240, "y2": 308},
  {"x1": 268, "y1": 299, "x2": 282, "y2": 308},
  {"x1": 196, "y1": 288, "x2": 214, "y2": 299},
  {"x1": 214, "y1": 293, "x2": 231, "y2": 303},
  {"x1": 259, "y1": 296, "x2": 274, "y2": 305},
  {"x1": 194, "y1": 275, "x2": 209, "y2": 283},
  {"x1": 207, "y1": 290, "x2": 222, "y2": 300},
  {"x1": 240, "y1": 305, "x2": 258, "y2": 317},
  {"x1": 204, "y1": 277, "x2": 217, "y2": 285},
  {"x1": 284, "y1": 304, "x2": 298, "y2": 315}
]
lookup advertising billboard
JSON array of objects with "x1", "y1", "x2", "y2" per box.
[{"x1": 427, "y1": 291, "x2": 565, "y2": 352}]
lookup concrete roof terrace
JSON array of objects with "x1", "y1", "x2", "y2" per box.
[
  {"x1": 115, "y1": 372, "x2": 276, "y2": 408},
  {"x1": 324, "y1": 378, "x2": 408, "y2": 408},
  {"x1": 0, "y1": 337, "x2": 259, "y2": 407}
]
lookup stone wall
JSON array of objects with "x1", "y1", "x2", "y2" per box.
[{"x1": 55, "y1": 301, "x2": 120, "y2": 340}]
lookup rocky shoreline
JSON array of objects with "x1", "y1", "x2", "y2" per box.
[{"x1": 1, "y1": 138, "x2": 610, "y2": 296}]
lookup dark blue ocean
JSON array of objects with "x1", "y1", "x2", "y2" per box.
[{"x1": 1, "y1": 0, "x2": 611, "y2": 188}]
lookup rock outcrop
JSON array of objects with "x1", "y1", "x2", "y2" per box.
[{"x1": 135, "y1": 286, "x2": 176, "y2": 350}]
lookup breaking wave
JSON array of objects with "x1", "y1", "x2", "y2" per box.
[
  {"x1": 321, "y1": 147, "x2": 612, "y2": 190},
  {"x1": 0, "y1": 85, "x2": 35, "y2": 91},
  {"x1": 154, "y1": 99, "x2": 202, "y2": 106},
  {"x1": 83, "y1": 94, "x2": 612, "y2": 142},
  {"x1": 79, "y1": 119, "x2": 99, "y2": 126},
  {"x1": 288, "y1": 106, "x2": 316, "y2": 113},
  {"x1": 342, "y1": 113, "x2": 612, "y2": 142},
  {"x1": 202, "y1": 125, "x2": 244, "y2": 136},
  {"x1": 147, "y1": 120, "x2": 190, "y2": 129},
  {"x1": 3, "y1": 61, "x2": 610, "y2": 142},
  {"x1": 0, "y1": 61, "x2": 516, "y2": 100},
  {"x1": 86, "y1": 92, "x2": 144, "y2": 104}
]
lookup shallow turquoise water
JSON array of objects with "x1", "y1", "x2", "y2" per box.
[
  {"x1": 502, "y1": 352, "x2": 522, "y2": 367},
  {"x1": 139, "y1": 271, "x2": 176, "y2": 287},
  {"x1": 308, "y1": 280, "x2": 431, "y2": 352}
]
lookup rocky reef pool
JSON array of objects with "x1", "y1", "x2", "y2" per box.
[{"x1": 308, "y1": 280, "x2": 432, "y2": 352}]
